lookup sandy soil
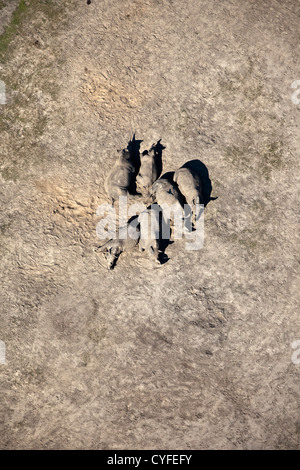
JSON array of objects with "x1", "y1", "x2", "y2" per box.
[{"x1": 0, "y1": 0, "x2": 299, "y2": 449}]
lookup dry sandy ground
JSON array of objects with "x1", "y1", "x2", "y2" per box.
[{"x1": 0, "y1": 0, "x2": 299, "y2": 449}]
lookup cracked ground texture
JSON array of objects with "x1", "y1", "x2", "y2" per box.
[{"x1": 0, "y1": 0, "x2": 299, "y2": 449}]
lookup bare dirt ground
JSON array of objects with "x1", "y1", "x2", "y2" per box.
[{"x1": 0, "y1": 0, "x2": 299, "y2": 450}]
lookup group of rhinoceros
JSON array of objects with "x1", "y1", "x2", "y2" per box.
[{"x1": 97, "y1": 138, "x2": 205, "y2": 269}]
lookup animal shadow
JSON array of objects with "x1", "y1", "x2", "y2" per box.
[
  {"x1": 127, "y1": 133, "x2": 143, "y2": 194},
  {"x1": 159, "y1": 206, "x2": 174, "y2": 264},
  {"x1": 159, "y1": 170, "x2": 174, "y2": 183},
  {"x1": 151, "y1": 139, "x2": 165, "y2": 180}
]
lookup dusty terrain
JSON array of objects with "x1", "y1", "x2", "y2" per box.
[{"x1": 0, "y1": 0, "x2": 299, "y2": 450}]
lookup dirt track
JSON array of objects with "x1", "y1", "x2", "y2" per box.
[{"x1": 0, "y1": 0, "x2": 300, "y2": 449}]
